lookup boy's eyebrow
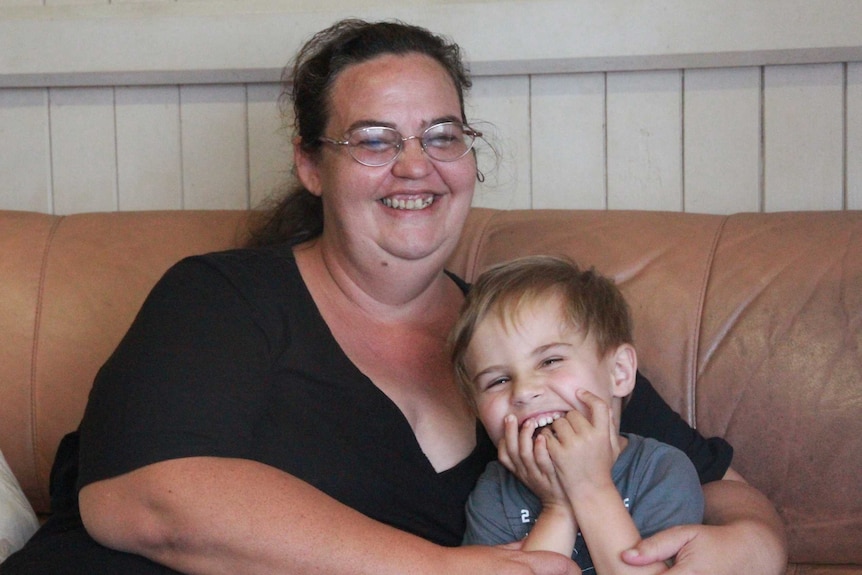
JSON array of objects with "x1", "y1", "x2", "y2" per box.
[
  {"x1": 470, "y1": 365, "x2": 506, "y2": 385},
  {"x1": 531, "y1": 342, "x2": 573, "y2": 356}
]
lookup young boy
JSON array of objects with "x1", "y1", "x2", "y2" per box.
[{"x1": 451, "y1": 255, "x2": 704, "y2": 574}]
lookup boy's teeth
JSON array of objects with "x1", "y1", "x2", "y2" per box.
[{"x1": 536, "y1": 413, "x2": 562, "y2": 428}]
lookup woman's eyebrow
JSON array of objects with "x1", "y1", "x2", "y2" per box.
[{"x1": 343, "y1": 119, "x2": 397, "y2": 132}]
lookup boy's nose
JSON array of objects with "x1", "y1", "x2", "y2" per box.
[{"x1": 512, "y1": 378, "x2": 542, "y2": 404}]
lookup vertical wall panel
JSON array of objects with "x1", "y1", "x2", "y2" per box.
[
  {"x1": 179, "y1": 85, "x2": 249, "y2": 210},
  {"x1": 531, "y1": 73, "x2": 606, "y2": 209},
  {"x1": 607, "y1": 70, "x2": 683, "y2": 211},
  {"x1": 248, "y1": 83, "x2": 291, "y2": 209},
  {"x1": 115, "y1": 86, "x2": 182, "y2": 211},
  {"x1": 763, "y1": 64, "x2": 844, "y2": 212},
  {"x1": 468, "y1": 75, "x2": 531, "y2": 210},
  {"x1": 684, "y1": 67, "x2": 761, "y2": 214},
  {"x1": 849, "y1": 63, "x2": 862, "y2": 210},
  {"x1": 0, "y1": 88, "x2": 51, "y2": 212},
  {"x1": 50, "y1": 87, "x2": 118, "y2": 214}
]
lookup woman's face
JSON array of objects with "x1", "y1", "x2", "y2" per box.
[{"x1": 296, "y1": 52, "x2": 477, "y2": 266}]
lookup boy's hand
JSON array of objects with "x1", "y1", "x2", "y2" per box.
[
  {"x1": 497, "y1": 414, "x2": 571, "y2": 509},
  {"x1": 539, "y1": 389, "x2": 620, "y2": 501}
]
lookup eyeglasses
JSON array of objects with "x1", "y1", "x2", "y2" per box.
[{"x1": 319, "y1": 121, "x2": 482, "y2": 167}]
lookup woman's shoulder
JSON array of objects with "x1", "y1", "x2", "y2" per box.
[{"x1": 166, "y1": 243, "x2": 302, "y2": 292}]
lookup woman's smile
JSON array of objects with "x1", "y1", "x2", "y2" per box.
[{"x1": 380, "y1": 195, "x2": 436, "y2": 210}]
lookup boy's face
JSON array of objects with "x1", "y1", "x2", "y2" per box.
[{"x1": 462, "y1": 295, "x2": 634, "y2": 445}]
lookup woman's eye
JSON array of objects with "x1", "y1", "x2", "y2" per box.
[
  {"x1": 357, "y1": 137, "x2": 395, "y2": 151},
  {"x1": 425, "y1": 134, "x2": 457, "y2": 148},
  {"x1": 353, "y1": 129, "x2": 398, "y2": 152}
]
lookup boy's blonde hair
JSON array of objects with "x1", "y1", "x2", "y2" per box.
[{"x1": 450, "y1": 255, "x2": 633, "y2": 406}]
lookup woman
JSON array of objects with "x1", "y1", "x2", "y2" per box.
[{"x1": 2, "y1": 19, "x2": 785, "y2": 575}]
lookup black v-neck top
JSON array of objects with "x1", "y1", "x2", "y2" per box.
[{"x1": 42, "y1": 244, "x2": 727, "y2": 568}]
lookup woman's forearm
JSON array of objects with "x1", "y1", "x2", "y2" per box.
[
  {"x1": 79, "y1": 456, "x2": 579, "y2": 575},
  {"x1": 80, "y1": 457, "x2": 446, "y2": 575},
  {"x1": 702, "y1": 470, "x2": 787, "y2": 574}
]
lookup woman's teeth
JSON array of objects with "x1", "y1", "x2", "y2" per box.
[{"x1": 381, "y1": 196, "x2": 434, "y2": 210}]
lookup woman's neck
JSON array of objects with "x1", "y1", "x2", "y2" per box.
[{"x1": 298, "y1": 236, "x2": 455, "y2": 320}]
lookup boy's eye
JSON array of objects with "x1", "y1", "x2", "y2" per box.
[
  {"x1": 541, "y1": 357, "x2": 563, "y2": 367},
  {"x1": 481, "y1": 376, "x2": 509, "y2": 391}
]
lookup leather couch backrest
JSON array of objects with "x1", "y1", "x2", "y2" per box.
[{"x1": 1, "y1": 207, "x2": 860, "y2": 566}]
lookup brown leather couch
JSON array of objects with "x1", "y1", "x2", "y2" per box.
[{"x1": 1, "y1": 208, "x2": 860, "y2": 573}]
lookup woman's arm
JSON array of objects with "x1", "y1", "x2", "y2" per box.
[
  {"x1": 619, "y1": 374, "x2": 786, "y2": 573},
  {"x1": 620, "y1": 468, "x2": 787, "y2": 575},
  {"x1": 80, "y1": 456, "x2": 581, "y2": 575}
]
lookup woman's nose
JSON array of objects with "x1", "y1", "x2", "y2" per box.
[{"x1": 392, "y1": 138, "x2": 432, "y2": 177}]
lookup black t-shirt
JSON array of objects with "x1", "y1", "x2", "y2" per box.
[{"x1": 3, "y1": 244, "x2": 731, "y2": 573}]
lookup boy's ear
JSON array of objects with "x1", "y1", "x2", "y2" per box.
[
  {"x1": 610, "y1": 343, "x2": 638, "y2": 398},
  {"x1": 294, "y1": 137, "x2": 323, "y2": 197}
]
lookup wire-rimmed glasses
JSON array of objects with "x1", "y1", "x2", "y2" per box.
[{"x1": 319, "y1": 121, "x2": 482, "y2": 167}]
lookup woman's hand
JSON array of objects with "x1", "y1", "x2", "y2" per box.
[{"x1": 621, "y1": 470, "x2": 787, "y2": 574}]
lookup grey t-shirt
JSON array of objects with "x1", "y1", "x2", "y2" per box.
[{"x1": 462, "y1": 433, "x2": 704, "y2": 572}]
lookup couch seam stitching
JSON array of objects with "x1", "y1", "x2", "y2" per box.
[
  {"x1": 29, "y1": 214, "x2": 64, "y2": 506},
  {"x1": 467, "y1": 209, "x2": 497, "y2": 282},
  {"x1": 690, "y1": 214, "x2": 728, "y2": 429}
]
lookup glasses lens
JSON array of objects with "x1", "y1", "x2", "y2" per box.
[
  {"x1": 346, "y1": 127, "x2": 401, "y2": 166},
  {"x1": 422, "y1": 122, "x2": 476, "y2": 162}
]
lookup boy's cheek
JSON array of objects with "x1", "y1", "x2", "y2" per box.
[{"x1": 476, "y1": 404, "x2": 505, "y2": 444}]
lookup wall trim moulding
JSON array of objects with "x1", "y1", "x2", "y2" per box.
[{"x1": 2, "y1": 0, "x2": 862, "y2": 88}]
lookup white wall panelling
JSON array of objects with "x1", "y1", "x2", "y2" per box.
[
  {"x1": 0, "y1": 1, "x2": 860, "y2": 215},
  {"x1": 683, "y1": 67, "x2": 762, "y2": 214},
  {"x1": 607, "y1": 70, "x2": 683, "y2": 211},
  {"x1": 247, "y1": 83, "x2": 291, "y2": 209},
  {"x1": 179, "y1": 84, "x2": 249, "y2": 210},
  {"x1": 49, "y1": 87, "x2": 118, "y2": 214},
  {"x1": 469, "y1": 75, "x2": 531, "y2": 210},
  {"x1": 764, "y1": 64, "x2": 845, "y2": 212},
  {"x1": 849, "y1": 63, "x2": 862, "y2": 210},
  {"x1": 3, "y1": 1, "x2": 862, "y2": 86},
  {"x1": 115, "y1": 86, "x2": 182, "y2": 211},
  {"x1": 531, "y1": 73, "x2": 607, "y2": 210},
  {"x1": 0, "y1": 88, "x2": 50, "y2": 212}
]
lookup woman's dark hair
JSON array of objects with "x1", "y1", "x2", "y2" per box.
[{"x1": 246, "y1": 19, "x2": 472, "y2": 247}]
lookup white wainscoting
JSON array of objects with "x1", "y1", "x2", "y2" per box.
[{"x1": 1, "y1": 0, "x2": 860, "y2": 214}]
